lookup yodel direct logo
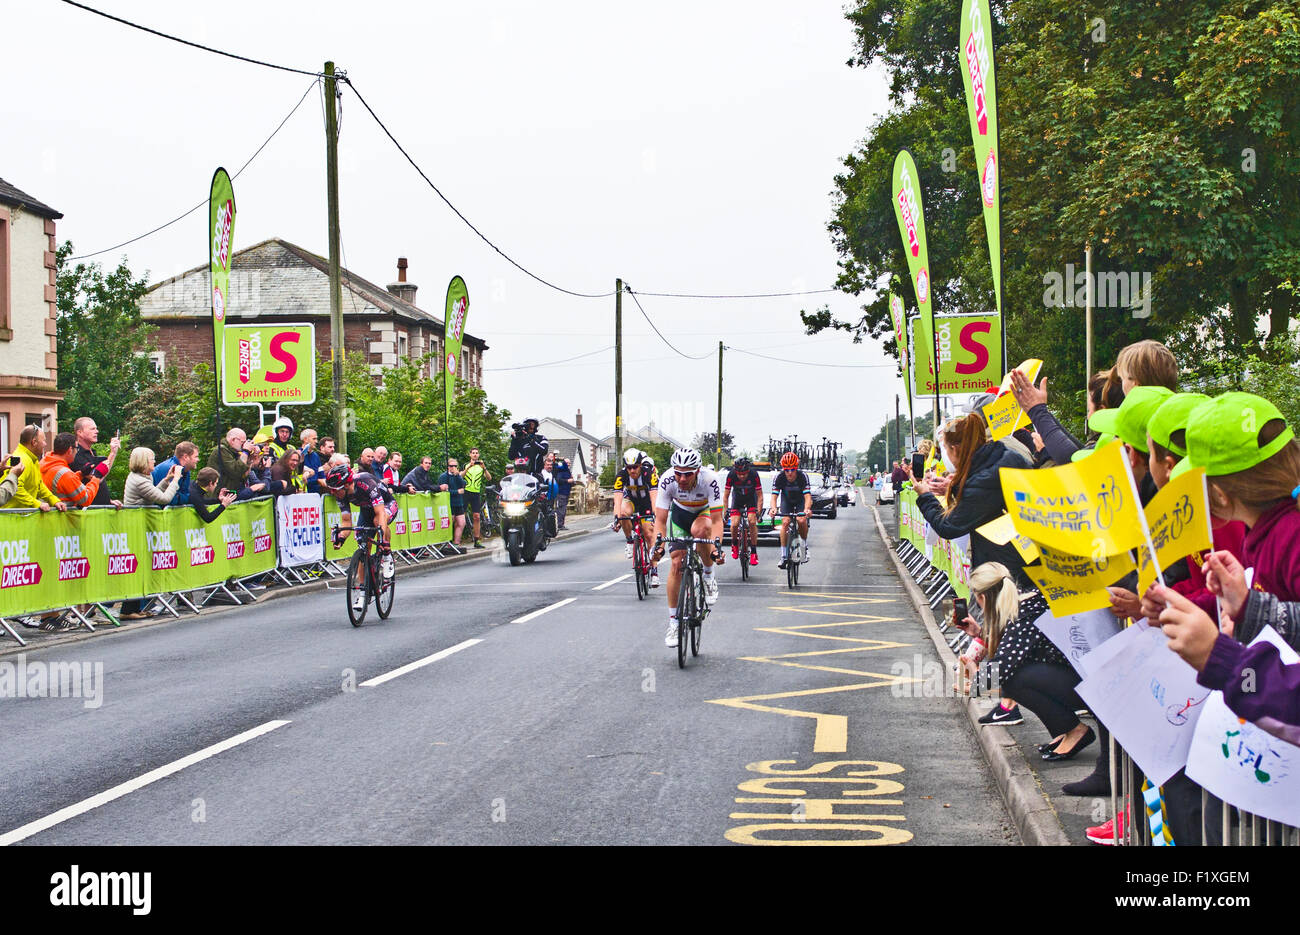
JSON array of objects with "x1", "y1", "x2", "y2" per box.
[
  {"x1": 0, "y1": 539, "x2": 40, "y2": 588},
  {"x1": 896, "y1": 166, "x2": 922, "y2": 258},
  {"x1": 185, "y1": 527, "x2": 214, "y2": 566},
  {"x1": 102, "y1": 533, "x2": 138, "y2": 576},
  {"x1": 223, "y1": 523, "x2": 244, "y2": 560},
  {"x1": 147, "y1": 530, "x2": 178, "y2": 571},
  {"x1": 55, "y1": 535, "x2": 89, "y2": 581},
  {"x1": 964, "y1": 6, "x2": 990, "y2": 135}
]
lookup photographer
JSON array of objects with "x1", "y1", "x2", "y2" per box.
[
  {"x1": 40, "y1": 432, "x2": 110, "y2": 509},
  {"x1": 209, "y1": 427, "x2": 255, "y2": 493},
  {"x1": 508, "y1": 418, "x2": 549, "y2": 474}
]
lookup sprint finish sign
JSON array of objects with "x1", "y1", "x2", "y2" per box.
[{"x1": 221, "y1": 323, "x2": 316, "y2": 408}]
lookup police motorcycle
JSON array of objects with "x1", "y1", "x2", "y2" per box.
[{"x1": 498, "y1": 459, "x2": 557, "y2": 565}]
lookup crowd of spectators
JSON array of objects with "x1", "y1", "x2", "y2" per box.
[{"x1": 901, "y1": 337, "x2": 1300, "y2": 845}]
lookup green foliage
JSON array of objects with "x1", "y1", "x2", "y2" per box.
[
  {"x1": 599, "y1": 440, "x2": 678, "y2": 486},
  {"x1": 55, "y1": 242, "x2": 156, "y2": 433},
  {"x1": 692, "y1": 430, "x2": 736, "y2": 464},
  {"x1": 863, "y1": 412, "x2": 936, "y2": 473},
  {"x1": 818, "y1": 0, "x2": 1300, "y2": 414}
]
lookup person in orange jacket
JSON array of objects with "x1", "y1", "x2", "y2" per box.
[{"x1": 41, "y1": 432, "x2": 109, "y2": 508}]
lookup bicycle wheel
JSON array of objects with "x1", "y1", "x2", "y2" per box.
[
  {"x1": 792, "y1": 539, "x2": 801, "y2": 588},
  {"x1": 786, "y1": 543, "x2": 797, "y2": 590},
  {"x1": 739, "y1": 523, "x2": 750, "y2": 582},
  {"x1": 633, "y1": 541, "x2": 647, "y2": 600},
  {"x1": 676, "y1": 559, "x2": 691, "y2": 669},
  {"x1": 346, "y1": 549, "x2": 370, "y2": 627},
  {"x1": 375, "y1": 555, "x2": 396, "y2": 619},
  {"x1": 690, "y1": 577, "x2": 702, "y2": 657}
]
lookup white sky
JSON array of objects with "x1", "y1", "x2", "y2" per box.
[{"x1": 6, "y1": 0, "x2": 909, "y2": 454}]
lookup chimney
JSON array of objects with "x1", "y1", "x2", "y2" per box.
[
  {"x1": 575, "y1": 409, "x2": 583, "y2": 431},
  {"x1": 387, "y1": 257, "x2": 418, "y2": 305}
]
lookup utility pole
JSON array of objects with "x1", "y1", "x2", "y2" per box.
[
  {"x1": 614, "y1": 279, "x2": 623, "y2": 468},
  {"x1": 324, "y1": 61, "x2": 347, "y2": 454},
  {"x1": 716, "y1": 342, "x2": 723, "y2": 466},
  {"x1": 895, "y1": 394, "x2": 902, "y2": 462},
  {"x1": 1085, "y1": 243, "x2": 1094, "y2": 414}
]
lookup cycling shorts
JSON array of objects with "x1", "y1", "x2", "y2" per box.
[{"x1": 668, "y1": 504, "x2": 708, "y2": 552}]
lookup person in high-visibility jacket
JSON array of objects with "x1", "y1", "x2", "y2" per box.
[{"x1": 7, "y1": 425, "x2": 65, "y2": 512}]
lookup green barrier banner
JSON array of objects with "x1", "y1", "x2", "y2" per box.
[
  {"x1": 323, "y1": 502, "x2": 360, "y2": 561},
  {"x1": 898, "y1": 488, "x2": 970, "y2": 599},
  {"x1": 396, "y1": 492, "x2": 452, "y2": 549},
  {"x1": 0, "y1": 500, "x2": 275, "y2": 617}
]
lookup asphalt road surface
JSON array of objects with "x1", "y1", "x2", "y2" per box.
[{"x1": 0, "y1": 502, "x2": 1013, "y2": 845}]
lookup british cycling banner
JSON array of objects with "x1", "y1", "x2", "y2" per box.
[{"x1": 277, "y1": 494, "x2": 325, "y2": 567}]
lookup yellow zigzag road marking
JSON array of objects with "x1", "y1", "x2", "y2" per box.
[{"x1": 707, "y1": 593, "x2": 915, "y2": 753}]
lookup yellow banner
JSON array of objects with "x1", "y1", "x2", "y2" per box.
[
  {"x1": 983, "y1": 391, "x2": 1022, "y2": 441},
  {"x1": 1000, "y1": 440, "x2": 1145, "y2": 555},
  {"x1": 999, "y1": 358, "x2": 1041, "y2": 432},
  {"x1": 1135, "y1": 467, "x2": 1211, "y2": 596},
  {"x1": 1027, "y1": 567, "x2": 1114, "y2": 616},
  {"x1": 976, "y1": 512, "x2": 1040, "y2": 561},
  {"x1": 1036, "y1": 542, "x2": 1137, "y2": 592}
]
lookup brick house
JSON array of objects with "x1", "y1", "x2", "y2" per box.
[
  {"x1": 138, "y1": 238, "x2": 487, "y2": 384},
  {"x1": 537, "y1": 410, "x2": 610, "y2": 478},
  {"x1": 0, "y1": 178, "x2": 63, "y2": 452}
]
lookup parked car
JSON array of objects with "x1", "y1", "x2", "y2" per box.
[
  {"x1": 808, "y1": 471, "x2": 838, "y2": 519},
  {"x1": 876, "y1": 480, "x2": 895, "y2": 504}
]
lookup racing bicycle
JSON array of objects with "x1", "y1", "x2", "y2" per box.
[
  {"x1": 342, "y1": 525, "x2": 395, "y2": 627},
  {"x1": 629, "y1": 511, "x2": 655, "y2": 599},
  {"x1": 776, "y1": 511, "x2": 808, "y2": 590},
  {"x1": 730, "y1": 509, "x2": 757, "y2": 582},
  {"x1": 659, "y1": 535, "x2": 720, "y2": 668}
]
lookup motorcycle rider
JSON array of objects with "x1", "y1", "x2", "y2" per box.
[
  {"x1": 508, "y1": 418, "x2": 549, "y2": 474},
  {"x1": 267, "y1": 415, "x2": 295, "y2": 461}
]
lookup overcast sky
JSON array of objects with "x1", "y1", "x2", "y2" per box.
[{"x1": 7, "y1": 0, "x2": 910, "y2": 458}]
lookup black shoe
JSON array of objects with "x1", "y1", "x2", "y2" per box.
[
  {"x1": 1038, "y1": 737, "x2": 1063, "y2": 754},
  {"x1": 1062, "y1": 771, "x2": 1112, "y2": 797},
  {"x1": 1042, "y1": 726, "x2": 1096, "y2": 761},
  {"x1": 473, "y1": 541, "x2": 485, "y2": 549},
  {"x1": 978, "y1": 704, "x2": 1024, "y2": 726}
]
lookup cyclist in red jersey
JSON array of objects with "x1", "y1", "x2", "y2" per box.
[{"x1": 724, "y1": 457, "x2": 762, "y2": 566}]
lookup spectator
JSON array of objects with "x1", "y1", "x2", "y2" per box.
[
  {"x1": 889, "y1": 460, "x2": 907, "y2": 488},
  {"x1": 356, "y1": 447, "x2": 377, "y2": 476},
  {"x1": 190, "y1": 466, "x2": 237, "y2": 524},
  {"x1": 911, "y1": 412, "x2": 1034, "y2": 588},
  {"x1": 267, "y1": 416, "x2": 295, "y2": 460},
  {"x1": 401, "y1": 455, "x2": 437, "y2": 493},
  {"x1": 242, "y1": 446, "x2": 281, "y2": 498},
  {"x1": 124, "y1": 447, "x2": 182, "y2": 507},
  {"x1": 382, "y1": 451, "x2": 410, "y2": 490},
  {"x1": 153, "y1": 442, "x2": 200, "y2": 507},
  {"x1": 271, "y1": 448, "x2": 310, "y2": 494},
  {"x1": 462, "y1": 446, "x2": 492, "y2": 548},
  {"x1": 209, "y1": 427, "x2": 253, "y2": 494},
  {"x1": 1113, "y1": 339, "x2": 1179, "y2": 395},
  {"x1": 373, "y1": 447, "x2": 389, "y2": 477},
  {"x1": 300, "y1": 430, "x2": 327, "y2": 493},
  {"x1": 40, "y1": 432, "x2": 109, "y2": 508},
  {"x1": 70, "y1": 417, "x2": 122, "y2": 506},
  {"x1": 553, "y1": 455, "x2": 574, "y2": 530},
  {"x1": 7, "y1": 425, "x2": 66, "y2": 512},
  {"x1": 438, "y1": 456, "x2": 467, "y2": 551},
  {"x1": 0, "y1": 458, "x2": 25, "y2": 507}
]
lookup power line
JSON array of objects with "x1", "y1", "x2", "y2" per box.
[
  {"x1": 342, "y1": 76, "x2": 614, "y2": 300},
  {"x1": 69, "y1": 79, "x2": 319, "y2": 261},
  {"x1": 623, "y1": 288, "x2": 713, "y2": 360},
  {"x1": 634, "y1": 288, "x2": 839, "y2": 299},
  {"x1": 486, "y1": 346, "x2": 613, "y2": 372},
  {"x1": 59, "y1": 0, "x2": 323, "y2": 76},
  {"x1": 725, "y1": 346, "x2": 897, "y2": 369}
]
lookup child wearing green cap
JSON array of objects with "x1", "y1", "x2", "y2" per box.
[{"x1": 1181, "y1": 392, "x2": 1300, "y2": 605}]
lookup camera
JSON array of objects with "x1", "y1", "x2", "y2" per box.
[{"x1": 511, "y1": 423, "x2": 523, "y2": 433}]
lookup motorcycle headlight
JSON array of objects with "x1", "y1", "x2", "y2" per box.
[{"x1": 503, "y1": 502, "x2": 528, "y2": 516}]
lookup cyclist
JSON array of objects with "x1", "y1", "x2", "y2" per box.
[
  {"x1": 651, "y1": 448, "x2": 724, "y2": 647},
  {"x1": 724, "y1": 457, "x2": 762, "y2": 566},
  {"x1": 769, "y1": 451, "x2": 812, "y2": 569},
  {"x1": 323, "y1": 464, "x2": 399, "y2": 609},
  {"x1": 612, "y1": 448, "x2": 660, "y2": 588}
]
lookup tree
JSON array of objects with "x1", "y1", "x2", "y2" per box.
[
  {"x1": 813, "y1": 0, "x2": 1300, "y2": 424},
  {"x1": 864, "y1": 412, "x2": 936, "y2": 474},
  {"x1": 56, "y1": 242, "x2": 157, "y2": 432},
  {"x1": 692, "y1": 430, "x2": 735, "y2": 466}
]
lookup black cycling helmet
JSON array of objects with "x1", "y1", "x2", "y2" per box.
[
  {"x1": 324, "y1": 464, "x2": 353, "y2": 491},
  {"x1": 734, "y1": 457, "x2": 751, "y2": 471}
]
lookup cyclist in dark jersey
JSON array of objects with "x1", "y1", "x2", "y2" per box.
[
  {"x1": 613, "y1": 448, "x2": 660, "y2": 587},
  {"x1": 724, "y1": 457, "x2": 762, "y2": 566},
  {"x1": 324, "y1": 464, "x2": 399, "y2": 582},
  {"x1": 769, "y1": 451, "x2": 812, "y2": 569}
]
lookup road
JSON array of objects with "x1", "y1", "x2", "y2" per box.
[{"x1": 0, "y1": 498, "x2": 1013, "y2": 845}]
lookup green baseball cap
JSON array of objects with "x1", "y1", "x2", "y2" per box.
[
  {"x1": 1147, "y1": 392, "x2": 1210, "y2": 458},
  {"x1": 1089, "y1": 385, "x2": 1173, "y2": 449},
  {"x1": 1184, "y1": 392, "x2": 1294, "y2": 476},
  {"x1": 1071, "y1": 433, "x2": 1115, "y2": 462}
]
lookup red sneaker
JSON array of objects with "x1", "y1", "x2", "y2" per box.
[
  {"x1": 731, "y1": 545, "x2": 739, "y2": 559},
  {"x1": 1085, "y1": 807, "x2": 1126, "y2": 845},
  {"x1": 750, "y1": 552, "x2": 758, "y2": 566}
]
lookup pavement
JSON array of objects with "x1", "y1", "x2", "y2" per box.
[
  {"x1": 0, "y1": 498, "x2": 1015, "y2": 845},
  {"x1": 869, "y1": 488, "x2": 1098, "y2": 846}
]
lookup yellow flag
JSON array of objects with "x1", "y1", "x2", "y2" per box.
[
  {"x1": 1035, "y1": 542, "x2": 1137, "y2": 592},
  {"x1": 998, "y1": 358, "x2": 1042, "y2": 395},
  {"x1": 1000, "y1": 440, "x2": 1146, "y2": 555},
  {"x1": 982, "y1": 391, "x2": 1022, "y2": 441},
  {"x1": 976, "y1": 512, "x2": 1041, "y2": 561},
  {"x1": 1027, "y1": 567, "x2": 1114, "y2": 616},
  {"x1": 1135, "y1": 466, "x2": 1212, "y2": 596}
]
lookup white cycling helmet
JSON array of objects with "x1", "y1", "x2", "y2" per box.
[
  {"x1": 272, "y1": 415, "x2": 294, "y2": 432},
  {"x1": 622, "y1": 448, "x2": 643, "y2": 467},
  {"x1": 670, "y1": 447, "x2": 702, "y2": 470}
]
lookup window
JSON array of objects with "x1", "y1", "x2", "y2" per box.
[
  {"x1": 0, "y1": 207, "x2": 10, "y2": 339},
  {"x1": 148, "y1": 351, "x2": 165, "y2": 375},
  {"x1": 398, "y1": 333, "x2": 408, "y2": 359}
]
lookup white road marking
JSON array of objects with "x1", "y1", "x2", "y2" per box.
[
  {"x1": 361, "y1": 638, "x2": 483, "y2": 687},
  {"x1": 0, "y1": 719, "x2": 291, "y2": 846},
  {"x1": 593, "y1": 574, "x2": 632, "y2": 591},
  {"x1": 511, "y1": 597, "x2": 577, "y2": 623}
]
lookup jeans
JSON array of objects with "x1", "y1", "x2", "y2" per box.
[{"x1": 556, "y1": 493, "x2": 569, "y2": 529}]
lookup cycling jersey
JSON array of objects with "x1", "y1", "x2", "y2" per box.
[
  {"x1": 614, "y1": 465, "x2": 659, "y2": 506},
  {"x1": 656, "y1": 468, "x2": 723, "y2": 514},
  {"x1": 463, "y1": 462, "x2": 487, "y2": 494},
  {"x1": 773, "y1": 470, "x2": 812, "y2": 512},
  {"x1": 725, "y1": 469, "x2": 762, "y2": 509},
  {"x1": 332, "y1": 472, "x2": 397, "y2": 524}
]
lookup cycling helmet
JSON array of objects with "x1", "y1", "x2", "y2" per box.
[
  {"x1": 622, "y1": 448, "x2": 642, "y2": 467},
  {"x1": 324, "y1": 464, "x2": 353, "y2": 491},
  {"x1": 734, "y1": 457, "x2": 751, "y2": 472},
  {"x1": 670, "y1": 447, "x2": 702, "y2": 470},
  {"x1": 780, "y1": 451, "x2": 800, "y2": 470}
]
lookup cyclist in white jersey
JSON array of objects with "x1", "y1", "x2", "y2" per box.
[{"x1": 651, "y1": 447, "x2": 724, "y2": 647}]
